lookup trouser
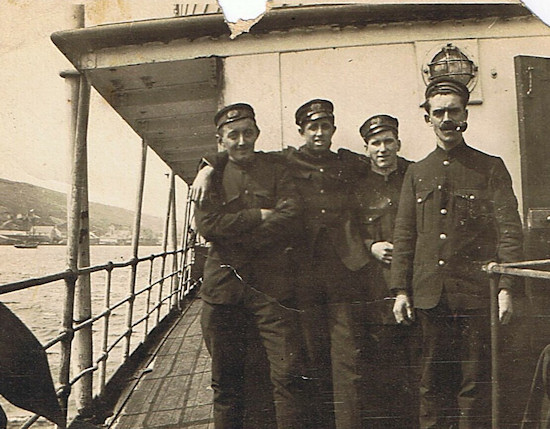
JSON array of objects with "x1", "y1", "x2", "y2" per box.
[
  {"x1": 298, "y1": 236, "x2": 371, "y2": 429},
  {"x1": 521, "y1": 344, "x2": 550, "y2": 429},
  {"x1": 417, "y1": 304, "x2": 491, "y2": 429},
  {"x1": 362, "y1": 323, "x2": 421, "y2": 429},
  {"x1": 201, "y1": 290, "x2": 306, "y2": 429}
]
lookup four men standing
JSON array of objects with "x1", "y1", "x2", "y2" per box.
[{"x1": 193, "y1": 77, "x2": 523, "y2": 428}]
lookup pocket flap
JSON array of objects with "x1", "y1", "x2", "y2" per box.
[
  {"x1": 453, "y1": 188, "x2": 489, "y2": 200},
  {"x1": 415, "y1": 189, "x2": 433, "y2": 203},
  {"x1": 362, "y1": 212, "x2": 383, "y2": 224}
]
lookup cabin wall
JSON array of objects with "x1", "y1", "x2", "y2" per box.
[{"x1": 221, "y1": 17, "x2": 550, "y2": 217}]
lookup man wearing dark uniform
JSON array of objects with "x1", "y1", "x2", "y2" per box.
[
  {"x1": 192, "y1": 100, "x2": 371, "y2": 429},
  {"x1": 391, "y1": 78, "x2": 523, "y2": 428},
  {"x1": 341, "y1": 114, "x2": 417, "y2": 428},
  {"x1": 195, "y1": 103, "x2": 306, "y2": 429},
  {"x1": 285, "y1": 100, "x2": 371, "y2": 429}
]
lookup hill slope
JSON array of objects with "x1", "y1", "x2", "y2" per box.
[{"x1": 0, "y1": 178, "x2": 164, "y2": 236}]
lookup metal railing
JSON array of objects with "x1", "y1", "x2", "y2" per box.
[
  {"x1": 0, "y1": 244, "x2": 201, "y2": 428},
  {"x1": 484, "y1": 258, "x2": 550, "y2": 429}
]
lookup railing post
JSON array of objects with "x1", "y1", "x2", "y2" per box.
[
  {"x1": 99, "y1": 264, "x2": 113, "y2": 393},
  {"x1": 488, "y1": 263, "x2": 500, "y2": 429},
  {"x1": 169, "y1": 173, "x2": 178, "y2": 310},
  {"x1": 73, "y1": 74, "x2": 93, "y2": 418},
  {"x1": 124, "y1": 139, "x2": 147, "y2": 359},
  {"x1": 157, "y1": 173, "x2": 174, "y2": 323},
  {"x1": 178, "y1": 191, "x2": 193, "y2": 299}
]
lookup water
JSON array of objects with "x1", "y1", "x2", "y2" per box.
[{"x1": 0, "y1": 245, "x2": 173, "y2": 428}]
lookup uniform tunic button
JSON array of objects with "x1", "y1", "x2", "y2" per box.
[
  {"x1": 437, "y1": 185, "x2": 442, "y2": 190},
  {"x1": 368, "y1": 217, "x2": 373, "y2": 222},
  {"x1": 443, "y1": 160, "x2": 450, "y2": 166},
  {"x1": 438, "y1": 259, "x2": 445, "y2": 266},
  {"x1": 417, "y1": 198, "x2": 423, "y2": 203},
  {"x1": 321, "y1": 209, "x2": 326, "y2": 214},
  {"x1": 440, "y1": 233, "x2": 447, "y2": 240},
  {"x1": 469, "y1": 195, "x2": 476, "y2": 200},
  {"x1": 388, "y1": 200, "x2": 393, "y2": 206},
  {"x1": 319, "y1": 168, "x2": 324, "y2": 173},
  {"x1": 440, "y1": 208, "x2": 448, "y2": 215},
  {"x1": 320, "y1": 189, "x2": 325, "y2": 194},
  {"x1": 244, "y1": 190, "x2": 249, "y2": 195}
]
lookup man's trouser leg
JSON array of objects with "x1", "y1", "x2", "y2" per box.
[
  {"x1": 246, "y1": 289, "x2": 307, "y2": 429},
  {"x1": 418, "y1": 306, "x2": 491, "y2": 429},
  {"x1": 328, "y1": 301, "x2": 366, "y2": 429},
  {"x1": 300, "y1": 304, "x2": 337, "y2": 429},
  {"x1": 418, "y1": 307, "x2": 461, "y2": 429},
  {"x1": 363, "y1": 323, "x2": 419, "y2": 429},
  {"x1": 456, "y1": 311, "x2": 491, "y2": 429},
  {"x1": 201, "y1": 301, "x2": 247, "y2": 429}
]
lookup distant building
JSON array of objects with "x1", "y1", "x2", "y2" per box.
[{"x1": 31, "y1": 226, "x2": 62, "y2": 243}]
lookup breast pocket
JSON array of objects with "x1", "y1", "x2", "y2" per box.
[
  {"x1": 453, "y1": 188, "x2": 493, "y2": 228},
  {"x1": 415, "y1": 189, "x2": 435, "y2": 233},
  {"x1": 361, "y1": 211, "x2": 384, "y2": 241}
]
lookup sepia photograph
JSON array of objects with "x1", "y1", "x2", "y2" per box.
[{"x1": 1, "y1": 1, "x2": 550, "y2": 428}]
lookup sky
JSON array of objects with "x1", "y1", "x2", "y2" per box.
[{"x1": 0, "y1": 0, "x2": 548, "y2": 220}]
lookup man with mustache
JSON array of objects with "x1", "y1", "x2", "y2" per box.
[{"x1": 391, "y1": 78, "x2": 523, "y2": 428}]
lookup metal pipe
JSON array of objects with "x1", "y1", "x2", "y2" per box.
[
  {"x1": 490, "y1": 274, "x2": 500, "y2": 429},
  {"x1": 58, "y1": 6, "x2": 86, "y2": 426},
  {"x1": 72, "y1": 75, "x2": 93, "y2": 420},
  {"x1": 179, "y1": 190, "x2": 193, "y2": 299},
  {"x1": 157, "y1": 174, "x2": 174, "y2": 323},
  {"x1": 100, "y1": 264, "x2": 113, "y2": 393},
  {"x1": 124, "y1": 139, "x2": 148, "y2": 359},
  {"x1": 59, "y1": 81, "x2": 84, "y2": 428},
  {"x1": 144, "y1": 258, "x2": 154, "y2": 342},
  {"x1": 486, "y1": 264, "x2": 550, "y2": 281},
  {"x1": 169, "y1": 173, "x2": 178, "y2": 309}
]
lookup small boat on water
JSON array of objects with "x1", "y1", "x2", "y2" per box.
[{"x1": 13, "y1": 242, "x2": 39, "y2": 249}]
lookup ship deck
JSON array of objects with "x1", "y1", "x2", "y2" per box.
[{"x1": 111, "y1": 297, "x2": 214, "y2": 429}]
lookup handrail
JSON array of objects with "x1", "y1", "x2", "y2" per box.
[
  {"x1": 0, "y1": 245, "x2": 201, "y2": 428},
  {"x1": 484, "y1": 258, "x2": 550, "y2": 429}
]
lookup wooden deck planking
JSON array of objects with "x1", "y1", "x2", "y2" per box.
[{"x1": 112, "y1": 298, "x2": 214, "y2": 429}]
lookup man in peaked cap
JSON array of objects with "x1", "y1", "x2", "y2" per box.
[
  {"x1": 195, "y1": 103, "x2": 307, "y2": 429},
  {"x1": 287, "y1": 99, "x2": 372, "y2": 429},
  {"x1": 339, "y1": 113, "x2": 418, "y2": 428},
  {"x1": 191, "y1": 99, "x2": 372, "y2": 429},
  {"x1": 391, "y1": 78, "x2": 523, "y2": 428}
]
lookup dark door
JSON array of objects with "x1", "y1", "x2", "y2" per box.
[
  {"x1": 504, "y1": 55, "x2": 550, "y2": 426},
  {"x1": 515, "y1": 55, "x2": 550, "y2": 343}
]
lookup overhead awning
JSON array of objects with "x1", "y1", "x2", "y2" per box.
[{"x1": 51, "y1": 3, "x2": 530, "y2": 183}]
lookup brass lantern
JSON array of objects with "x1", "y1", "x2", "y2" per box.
[{"x1": 424, "y1": 43, "x2": 478, "y2": 89}]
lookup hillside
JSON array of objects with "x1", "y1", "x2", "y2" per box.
[{"x1": 0, "y1": 178, "x2": 164, "y2": 236}]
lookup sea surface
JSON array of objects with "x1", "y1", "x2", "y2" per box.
[{"x1": 0, "y1": 244, "x2": 172, "y2": 428}]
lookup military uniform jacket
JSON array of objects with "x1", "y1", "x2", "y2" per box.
[
  {"x1": 206, "y1": 147, "x2": 370, "y2": 272},
  {"x1": 283, "y1": 145, "x2": 370, "y2": 271},
  {"x1": 195, "y1": 153, "x2": 300, "y2": 305},
  {"x1": 390, "y1": 142, "x2": 523, "y2": 310},
  {"x1": 339, "y1": 151, "x2": 412, "y2": 323}
]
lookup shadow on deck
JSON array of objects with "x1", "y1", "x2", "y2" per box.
[{"x1": 111, "y1": 298, "x2": 214, "y2": 429}]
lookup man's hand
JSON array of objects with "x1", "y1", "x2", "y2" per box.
[
  {"x1": 260, "y1": 209, "x2": 275, "y2": 221},
  {"x1": 371, "y1": 241, "x2": 393, "y2": 264},
  {"x1": 498, "y1": 289, "x2": 513, "y2": 325},
  {"x1": 393, "y1": 292, "x2": 414, "y2": 325},
  {"x1": 190, "y1": 165, "x2": 214, "y2": 207}
]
